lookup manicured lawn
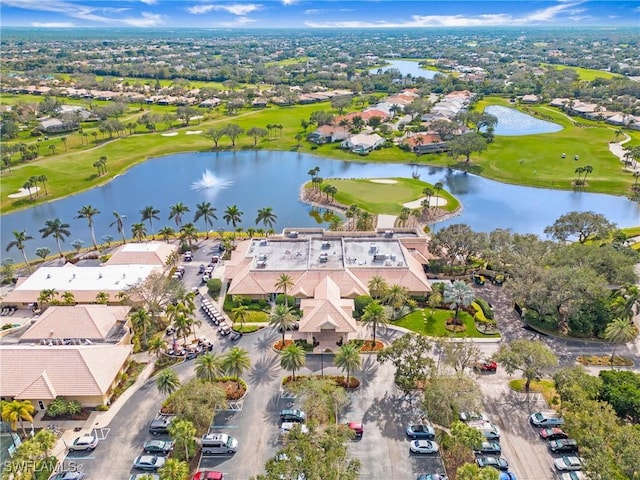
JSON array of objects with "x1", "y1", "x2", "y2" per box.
[
  {"x1": 393, "y1": 308, "x2": 500, "y2": 338},
  {"x1": 540, "y1": 63, "x2": 622, "y2": 81},
  {"x1": 321, "y1": 177, "x2": 460, "y2": 215},
  {"x1": 509, "y1": 379, "x2": 559, "y2": 406}
]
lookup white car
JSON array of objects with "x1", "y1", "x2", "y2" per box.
[
  {"x1": 554, "y1": 456, "x2": 583, "y2": 471},
  {"x1": 410, "y1": 439, "x2": 439, "y2": 454},
  {"x1": 280, "y1": 422, "x2": 309, "y2": 434},
  {"x1": 67, "y1": 434, "x2": 98, "y2": 451}
]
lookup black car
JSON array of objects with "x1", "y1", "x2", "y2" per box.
[
  {"x1": 549, "y1": 438, "x2": 579, "y2": 454},
  {"x1": 149, "y1": 415, "x2": 175, "y2": 435},
  {"x1": 280, "y1": 409, "x2": 306, "y2": 423},
  {"x1": 229, "y1": 331, "x2": 242, "y2": 341}
]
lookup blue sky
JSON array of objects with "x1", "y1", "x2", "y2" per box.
[{"x1": 1, "y1": 0, "x2": 638, "y2": 28}]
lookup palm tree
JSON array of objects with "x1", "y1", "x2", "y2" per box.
[
  {"x1": 179, "y1": 223, "x2": 199, "y2": 249},
  {"x1": 158, "y1": 226, "x2": 175, "y2": 243},
  {"x1": 60, "y1": 136, "x2": 68, "y2": 152},
  {"x1": 168, "y1": 202, "x2": 190, "y2": 227},
  {"x1": 1, "y1": 400, "x2": 35, "y2": 435},
  {"x1": 61, "y1": 291, "x2": 75, "y2": 305},
  {"x1": 255, "y1": 207, "x2": 277, "y2": 230},
  {"x1": 110, "y1": 211, "x2": 128, "y2": 244},
  {"x1": 95, "y1": 291, "x2": 109, "y2": 304},
  {"x1": 280, "y1": 342, "x2": 306, "y2": 380},
  {"x1": 167, "y1": 419, "x2": 196, "y2": 462},
  {"x1": 443, "y1": 280, "x2": 475, "y2": 324},
  {"x1": 222, "y1": 347, "x2": 251, "y2": 388},
  {"x1": 156, "y1": 369, "x2": 181, "y2": 396},
  {"x1": 140, "y1": 205, "x2": 160, "y2": 239},
  {"x1": 223, "y1": 205, "x2": 243, "y2": 229},
  {"x1": 130, "y1": 308, "x2": 153, "y2": 345},
  {"x1": 195, "y1": 352, "x2": 224, "y2": 382},
  {"x1": 231, "y1": 304, "x2": 250, "y2": 331},
  {"x1": 35, "y1": 247, "x2": 51, "y2": 261},
  {"x1": 361, "y1": 301, "x2": 389, "y2": 345},
  {"x1": 274, "y1": 273, "x2": 294, "y2": 308},
  {"x1": 368, "y1": 276, "x2": 388, "y2": 301},
  {"x1": 75, "y1": 205, "x2": 101, "y2": 250},
  {"x1": 147, "y1": 336, "x2": 168, "y2": 358},
  {"x1": 582, "y1": 165, "x2": 593, "y2": 185},
  {"x1": 37, "y1": 174, "x2": 48, "y2": 196},
  {"x1": 131, "y1": 222, "x2": 148, "y2": 242},
  {"x1": 193, "y1": 202, "x2": 217, "y2": 238},
  {"x1": 269, "y1": 304, "x2": 296, "y2": 346},
  {"x1": 334, "y1": 343, "x2": 361, "y2": 387},
  {"x1": 158, "y1": 458, "x2": 189, "y2": 480},
  {"x1": 603, "y1": 317, "x2": 638, "y2": 364},
  {"x1": 433, "y1": 182, "x2": 443, "y2": 209},
  {"x1": 38, "y1": 288, "x2": 58, "y2": 307},
  {"x1": 6, "y1": 230, "x2": 33, "y2": 271},
  {"x1": 383, "y1": 284, "x2": 409, "y2": 320},
  {"x1": 39, "y1": 218, "x2": 71, "y2": 257}
]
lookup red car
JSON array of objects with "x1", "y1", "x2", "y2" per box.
[
  {"x1": 193, "y1": 472, "x2": 224, "y2": 480},
  {"x1": 347, "y1": 422, "x2": 364, "y2": 438},
  {"x1": 539, "y1": 428, "x2": 568, "y2": 441},
  {"x1": 474, "y1": 360, "x2": 498, "y2": 372}
]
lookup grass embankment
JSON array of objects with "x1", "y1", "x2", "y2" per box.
[
  {"x1": 539, "y1": 63, "x2": 622, "y2": 81},
  {"x1": 1, "y1": 94, "x2": 637, "y2": 215},
  {"x1": 317, "y1": 177, "x2": 460, "y2": 216},
  {"x1": 393, "y1": 308, "x2": 500, "y2": 339}
]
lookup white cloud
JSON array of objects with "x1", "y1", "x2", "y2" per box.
[
  {"x1": 188, "y1": 3, "x2": 261, "y2": 16},
  {"x1": 31, "y1": 21, "x2": 75, "y2": 27},
  {"x1": 306, "y1": 1, "x2": 587, "y2": 28},
  {"x1": 221, "y1": 16, "x2": 257, "y2": 26},
  {"x1": 139, "y1": 0, "x2": 157, "y2": 5},
  {"x1": 304, "y1": 9, "x2": 323, "y2": 15},
  {"x1": 281, "y1": 0, "x2": 298, "y2": 5},
  {"x1": 3, "y1": 0, "x2": 164, "y2": 26}
]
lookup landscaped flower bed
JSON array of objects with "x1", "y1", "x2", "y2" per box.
[
  {"x1": 282, "y1": 375, "x2": 360, "y2": 389},
  {"x1": 274, "y1": 339, "x2": 293, "y2": 351},
  {"x1": 348, "y1": 339, "x2": 385, "y2": 352},
  {"x1": 577, "y1": 355, "x2": 633, "y2": 367}
]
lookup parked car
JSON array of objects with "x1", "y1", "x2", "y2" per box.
[
  {"x1": 129, "y1": 475, "x2": 159, "y2": 480},
  {"x1": 468, "y1": 421, "x2": 501, "y2": 440},
  {"x1": 280, "y1": 409, "x2": 306, "y2": 423},
  {"x1": 474, "y1": 441, "x2": 501, "y2": 455},
  {"x1": 476, "y1": 456, "x2": 509, "y2": 471},
  {"x1": 499, "y1": 473, "x2": 518, "y2": 480},
  {"x1": 559, "y1": 472, "x2": 585, "y2": 480},
  {"x1": 67, "y1": 434, "x2": 98, "y2": 451},
  {"x1": 198, "y1": 264, "x2": 206, "y2": 274},
  {"x1": 280, "y1": 422, "x2": 309, "y2": 435},
  {"x1": 459, "y1": 411, "x2": 488, "y2": 423},
  {"x1": 193, "y1": 472, "x2": 224, "y2": 480},
  {"x1": 416, "y1": 475, "x2": 448, "y2": 480},
  {"x1": 48, "y1": 472, "x2": 86, "y2": 480},
  {"x1": 149, "y1": 414, "x2": 175, "y2": 435},
  {"x1": 474, "y1": 360, "x2": 498, "y2": 372},
  {"x1": 143, "y1": 439, "x2": 175, "y2": 454},
  {"x1": 549, "y1": 439, "x2": 579, "y2": 454},
  {"x1": 405, "y1": 424, "x2": 436, "y2": 440},
  {"x1": 229, "y1": 331, "x2": 242, "y2": 341},
  {"x1": 539, "y1": 427, "x2": 569, "y2": 441},
  {"x1": 133, "y1": 454, "x2": 166, "y2": 471},
  {"x1": 347, "y1": 422, "x2": 364, "y2": 438},
  {"x1": 554, "y1": 456, "x2": 583, "y2": 471},
  {"x1": 409, "y1": 440, "x2": 439, "y2": 454},
  {"x1": 201, "y1": 433, "x2": 238, "y2": 455},
  {"x1": 530, "y1": 410, "x2": 565, "y2": 427}
]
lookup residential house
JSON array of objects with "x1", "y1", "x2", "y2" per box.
[
  {"x1": 341, "y1": 132, "x2": 385, "y2": 154},
  {"x1": 403, "y1": 133, "x2": 448, "y2": 154},
  {"x1": 521, "y1": 94, "x2": 541, "y2": 104},
  {"x1": 307, "y1": 125, "x2": 349, "y2": 144}
]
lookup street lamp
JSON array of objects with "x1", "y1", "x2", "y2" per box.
[{"x1": 321, "y1": 350, "x2": 324, "y2": 377}]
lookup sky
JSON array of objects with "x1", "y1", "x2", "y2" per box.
[{"x1": 0, "y1": 0, "x2": 638, "y2": 28}]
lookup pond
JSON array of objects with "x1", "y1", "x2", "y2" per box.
[
  {"x1": 485, "y1": 105, "x2": 563, "y2": 136},
  {"x1": 1, "y1": 151, "x2": 638, "y2": 262},
  {"x1": 369, "y1": 60, "x2": 438, "y2": 79}
]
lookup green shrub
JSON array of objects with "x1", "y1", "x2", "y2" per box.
[
  {"x1": 257, "y1": 298, "x2": 268, "y2": 309},
  {"x1": 2, "y1": 323, "x2": 14, "y2": 330},
  {"x1": 45, "y1": 398, "x2": 68, "y2": 418},
  {"x1": 207, "y1": 278, "x2": 222, "y2": 298},
  {"x1": 275, "y1": 294, "x2": 295, "y2": 306},
  {"x1": 66, "y1": 400, "x2": 83, "y2": 415},
  {"x1": 474, "y1": 297, "x2": 494, "y2": 320},
  {"x1": 354, "y1": 295, "x2": 373, "y2": 317},
  {"x1": 95, "y1": 404, "x2": 109, "y2": 411}
]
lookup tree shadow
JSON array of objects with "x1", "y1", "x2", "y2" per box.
[
  {"x1": 360, "y1": 390, "x2": 421, "y2": 440},
  {"x1": 255, "y1": 328, "x2": 279, "y2": 352},
  {"x1": 452, "y1": 161, "x2": 484, "y2": 175},
  {"x1": 248, "y1": 354, "x2": 280, "y2": 386},
  {"x1": 357, "y1": 355, "x2": 379, "y2": 390}
]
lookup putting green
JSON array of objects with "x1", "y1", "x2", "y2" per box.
[{"x1": 319, "y1": 177, "x2": 459, "y2": 215}]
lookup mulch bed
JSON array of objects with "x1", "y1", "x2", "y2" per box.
[{"x1": 42, "y1": 408, "x2": 92, "y2": 421}]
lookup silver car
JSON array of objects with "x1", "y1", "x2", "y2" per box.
[{"x1": 67, "y1": 434, "x2": 98, "y2": 451}]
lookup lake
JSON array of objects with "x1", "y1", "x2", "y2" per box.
[
  {"x1": 1, "y1": 151, "x2": 638, "y2": 262},
  {"x1": 369, "y1": 60, "x2": 438, "y2": 79},
  {"x1": 485, "y1": 105, "x2": 563, "y2": 136}
]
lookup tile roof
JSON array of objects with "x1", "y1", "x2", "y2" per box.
[
  {"x1": 106, "y1": 242, "x2": 178, "y2": 266},
  {"x1": 0, "y1": 345, "x2": 132, "y2": 399},
  {"x1": 299, "y1": 277, "x2": 357, "y2": 334},
  {"x1": 20, "y1": 305, "x2": 131, "y2": 341}
]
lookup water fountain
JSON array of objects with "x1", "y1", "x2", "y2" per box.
[{"x1": 191, "y1": 169, "x2": 233, "y2": 191}]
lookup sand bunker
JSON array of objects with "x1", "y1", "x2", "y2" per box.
[
  {"x1": 403, "y1": 196, "x2": 447, "y2": 209},
  {"x1": 161, "y1": 132, "x2": 179, "y2": 137},
  {"x1": 8, "y1": 186, "x2": 41, "y2": 199},
  {"x1": 186, "y1": 130, "x2": 202, "y2": 135},
  {"x1": 370, "y1": 179, "x2": 398, "y2": 184}
]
